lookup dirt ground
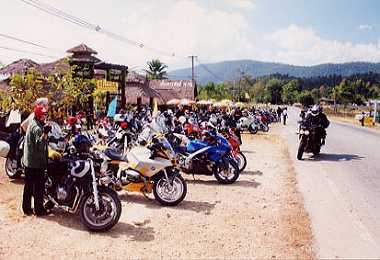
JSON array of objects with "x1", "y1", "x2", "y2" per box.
[{"x1": 0, "y1": 127, "x2": 314, "y2": 260}]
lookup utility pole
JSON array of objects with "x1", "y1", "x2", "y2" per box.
[{"x1": 188, "y1": 55, "x2": 197, "y2": 85}]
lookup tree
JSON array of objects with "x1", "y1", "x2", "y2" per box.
[
  {"x1": 265, "y1": 78, "x2": 283, "y2": 104},
  {"x1": 145, "y1": 59, "x2": 168, "y2": 80},
  {"x1": 250, "y1": 81, "x2": 266, "y2": 103},
  {"x1": 9, "y1": 68, "x2": 46, "y2": 113},
  {"x1": 297, "y1": 91, "x2": 315, "y2": 107},
  {"x1": 281, "y1": 79, "x2": 300, "y2": 104}
]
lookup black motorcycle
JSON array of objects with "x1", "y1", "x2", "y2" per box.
[
  {"x1": 297, "y1": 122, "x2": 324, "y2": 160},
  {"x1": 45, "y1": 152, "x2": 122, "y2": 232},
  {"x1": 4, "y1": 130, "x2": 24, "y2": 179}
]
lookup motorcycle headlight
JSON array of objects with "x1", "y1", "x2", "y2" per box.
[
  {"x1": 299, "y1": 130, "x2": 304, "y2": 134},
  {"x1": 304, "y1": 130, "x2": 310, "y2": 135}
]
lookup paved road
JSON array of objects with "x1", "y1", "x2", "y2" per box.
[{"x1": 279, "y1": 107, "x2": 380, "y2": 258}]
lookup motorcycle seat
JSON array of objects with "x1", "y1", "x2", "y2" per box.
[{"x1": 104, "y1": 148, "x2": 127, "y2": 161}]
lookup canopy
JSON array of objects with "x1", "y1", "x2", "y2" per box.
[
  {"x1": 180, "y1": 98, "x2": 195, "y2": 106},
  {"x1": 166, "y1": 99, "x2": 181, "y2": 105}
]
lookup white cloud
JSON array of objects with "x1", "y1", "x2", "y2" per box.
[
  {"x1": 224, "y1": 0, "x2": 255, "y2": 9},
  {"x1": 1, "y1": 1, "x2": 380, "y2": 70},
  {"x1": 358, "y1": 24, "x2": 373, "y2": 31},
  {"x1": 266, "y1": 24, "x2": 380, "y2": 65}
]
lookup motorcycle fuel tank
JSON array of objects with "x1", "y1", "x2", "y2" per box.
[{"x1": 127, "y1": 146, "x2": 172, "y2": 177}]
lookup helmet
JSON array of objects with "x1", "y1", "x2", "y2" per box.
[
  {"x1": 66, "y1": 116, "x2": 77, "y2": 126},
  {"x1": 114, "y1": 114, "x2": 125, "y2": 123},
  {"x1": 73, "y1": 135, "x2": 91, "y2": 153},
  {"x1": 178, "y1": 116, "x2": 186, "y2": 125},
  {"x1": 310, "y1": 105, "x2": 320, "y2": 116},
  {"x1": 34, "y1": 105, "x2": 47, "y2": 120}
]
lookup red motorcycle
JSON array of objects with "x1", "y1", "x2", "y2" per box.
[{"x1": 219, "y1": 127, "x2": 247, "y2": 172}]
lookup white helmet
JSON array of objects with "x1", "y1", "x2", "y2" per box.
[
  {"x1": 178, "y1": 116, "x2": 186, "y2": 125},
  {"x1": 114, "y1": 114, "x2": 125, "y2": 122}
]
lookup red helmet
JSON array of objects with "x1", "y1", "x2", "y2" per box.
[
  {"x1": 34, "y1": 105, "x2": 47, "y2": 120},
  {"x1": 66, "y1": 116, "x2": 77, "y2": 126},
  {"x1": 120, "y1": 122, "x2": 128, "y2": 129}
]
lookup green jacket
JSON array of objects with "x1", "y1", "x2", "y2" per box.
[{"x1": 23, "y1": 118, "x2": 48, "y2": 169}]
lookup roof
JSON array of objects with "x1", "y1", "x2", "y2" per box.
[
  {"x1": 126, "y1": 71, "x2": 147, "y2": 84},
  {"x1": 0, "y1": 59, "x2": 39, "y2": 78},
  {"x1": 125, "y1": 84, "x2": 163, "y2": 104},
  {"x1": 66, "y1": 43, "x2": 98, "y2": 54},
  {"x1": 149, "y1": 79, "x2": 196, "y2": 102}
]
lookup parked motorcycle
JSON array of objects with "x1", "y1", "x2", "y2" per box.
[
  {"x1": 99, "y1": 133, "x2": 187, "y2": 206},
  {"x1": 45, "y1": 146, "x2": 121, "y2": 232},
  {"x1": 171, "y1": 130, "x2": 240, "y2": 184}
]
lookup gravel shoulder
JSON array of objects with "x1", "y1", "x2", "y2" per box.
[{"x1": 0, "y1": 127, "x2": 314, "y2": 259}]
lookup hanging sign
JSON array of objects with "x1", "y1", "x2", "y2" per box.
[{"x1": 96, "y1": 79, "x2": 119, "y2": 93}]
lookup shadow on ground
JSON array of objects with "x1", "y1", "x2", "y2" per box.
[
  {"x1": 306, "y1": 153, "x2": 364, "y2": 162},
  {"x1": 243, "y1": 170, "x2": 263, "y2": 176},
  {"x1": 119, "y1": 193, "x2": 218, "y2": 213},
  {"x1": 186, "y1": 179, "x2": 261, "y2": 188},
  {"x1": 42, "y1": 210, "x2": 155, "y2": 241}
]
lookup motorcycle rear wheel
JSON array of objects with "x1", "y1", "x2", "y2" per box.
[
  {"x1": 80, "y1": 187, "x2": 121, "y2": 232},
  {"x1": 5, "y1": 158, "x2": 22, "y2": 179},
  {"x1": 153, "y1": 173, "x2": 187, "y2": 206}
]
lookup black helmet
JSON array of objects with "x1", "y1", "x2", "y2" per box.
[{"x1": 73, "y1": 134, "x2": 91, "y2": 153}]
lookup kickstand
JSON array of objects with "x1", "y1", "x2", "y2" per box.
[{"x1": 192, "y1": 173, "x2": 196, "y2": 181}]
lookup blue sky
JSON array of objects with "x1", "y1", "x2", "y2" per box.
[{"x1": 1, "y1": 0, "x2": 379, "y2": 71}]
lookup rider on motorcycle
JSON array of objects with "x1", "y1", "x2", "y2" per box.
[{"x1": 304, "y1": 105, "x2": 330, "y2": 145}]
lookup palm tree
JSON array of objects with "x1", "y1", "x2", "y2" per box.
[{"x1": 145, "y1": 59, "x2": 168, "y2": 80}]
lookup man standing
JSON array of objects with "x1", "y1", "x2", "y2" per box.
[
  {"x1": 22, "y1": 105, "x2": 51, "y2": 216},
  {"x1": 282, "y1": 107, "x2": 288, "y2": 125}
]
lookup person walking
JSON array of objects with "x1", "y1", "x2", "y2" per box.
[
  {"x1": 22, "y1": 105, "x2": 51, "y2": 216},
  {"x1": 282, "y1": 107, "x2": 288, "y2": 125},
  {"x1": 277, "y1": 106, "x2": 283, "y2": 123}
]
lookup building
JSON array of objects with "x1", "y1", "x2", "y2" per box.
[{"x1": 125, "y1": 72, "x2": 197, "y2": 105}]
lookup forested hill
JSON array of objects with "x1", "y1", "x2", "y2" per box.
[{"x1": 169, "y1": 60, "x2": 380, "y2": 84}]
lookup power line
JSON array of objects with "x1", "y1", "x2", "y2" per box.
[
  {"x1": 20, "y1": 0, "x2": 178, "y2": 58},
  {"x1": 0, "y1": 46, "x2": 59, "y2": 59},
  {"x1": 196, "y1": 57, "x2": 224, "y2": 82},
  {"x1": 0, "y1": 32, "x2": 63, "y2": 55}
]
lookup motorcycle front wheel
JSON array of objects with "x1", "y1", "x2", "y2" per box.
[
  {"x1": 214, "y1": 158, "x2": 240, "y2": 184},
  {"x1": 261, "y1": 124, "x2": 269, "y2": 132},
  {"x1": 297, "y1": 139, "x2": 306, "y2": 160},
  {"x1": 235, "y1": 152, "x2": 247, "y2": 172},
  {"x1": 249, "y1": 125, "x2": 258, "y2": 134},
  {"x1": 153, "y1": 172, "x2": 187, "y2": 206},
  {"x1": 5, "y1": 158, "x2": 22, "y2": 179},
  {"x1": 80, "y1": 187, "x2": 121, "y2": 232}
]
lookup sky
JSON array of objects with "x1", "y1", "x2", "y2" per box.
[{"x1": 1, "y1": 0, "x2": 380, "y2": 72}]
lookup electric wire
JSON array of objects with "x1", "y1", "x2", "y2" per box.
[{"x1": 20, "y1": 0, "x2": 178, "y2": 58}]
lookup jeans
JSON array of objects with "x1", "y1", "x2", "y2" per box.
[{"x1": 22, "y1": 167, "x2": 46, "y2": 214}]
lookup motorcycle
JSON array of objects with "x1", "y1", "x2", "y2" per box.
[
  {"x1": 45, "y1": 148, "x2": 122, "y2": 232},
  {"x1": 2, "y1": 122, "x2": 69, "y2": 179},
  {"x1": 219, "y1": 127, "x2": 247, "y2": 172},
  {"x1": 297, "y1": 122, "x2": 324, "y2": 160},
  {"x1": 237, "y1": 114, "x2": 258, "y2": 134},
  {"x1": 99, "y1": 133, "x2": 187, "y2": 206},
  {"x1": 3, "y1": 129, "x2": 24, "y2": 179},
  {"x1": 171, "y1": 130, "x2": 240, "y2": 184}
]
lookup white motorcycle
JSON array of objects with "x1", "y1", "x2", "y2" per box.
[{"x1": 100, "y1": 133, "x2": 187, "y2": 206}]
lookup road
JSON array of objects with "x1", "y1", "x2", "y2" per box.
[{"x1": 279, "y1": 107, "x2": 380, "y2": 258}]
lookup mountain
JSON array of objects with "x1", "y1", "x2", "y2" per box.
[{"x1": 168, "y1": 60, "x2": 380, "y2": 85}]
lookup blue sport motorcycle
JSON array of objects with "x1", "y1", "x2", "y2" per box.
[{"x1": 170, "y1": 131, "x2": 240, "y2": 184}]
